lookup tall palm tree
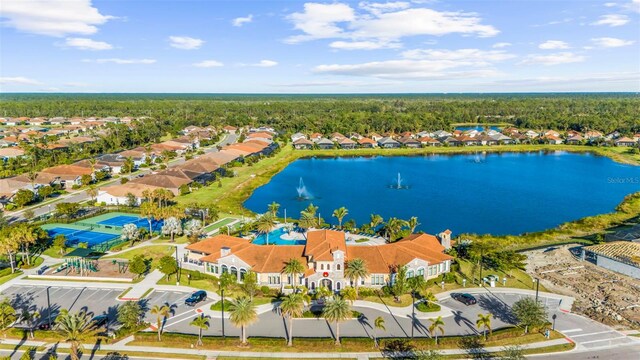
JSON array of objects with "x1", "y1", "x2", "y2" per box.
[
  {"x1": 190, "y1": 314, "x2": 210, "y2": 346},
  {"x1": 322, "y1": 296, "x2": 351, "y2": 345},
  {"x1": 476, "y1": 313, "x2": 492, "y2": 340},
  {"x1": 385, "y1": 217, "x2": 407, "y2": 242},
  {"x1": 150, "y1": 304, "x2": 171, "y2": 341},
  {"x1": 86, "y1": 185, "x2": 98, "y2": 202},
  {"x1": 407, "y1": 216, "x2": 420, "y2": 233},
  {"x1": 56, "y1": 310, "x2": 101, "y2": 360},
  {"x1": 267, "y1": 201, "x2": 280, "y2": 217},
  {"x1": 332, "y1": 207, "x2": 348, "y2": 228},
  {"x1": 279, "y1": 293, "x2": 305, "y2": 346},
  {"x1": 373, "y1": 316, "x2": 385, "y2": 348},
  {"x1": 344, "y1": 258, "x2": 369, "y2": 297},
  {"x1": 428, "y1": 316, "x2": 445, "y2": 345},
  {"x1": 12, "y1": 223, "x2": 37, "y2": 266},
  {"x1": 369, "y1": 214, "x2": 383, "y2": 230},
  {"x1": 282, "y1": 258, "x2": 305, "y2": 290},
  {"x1": 229, "y1": 297, "x2": 258, "y2": 345},
  {"x1": 255, "y1": 213, "x2": 276, "y2": 245}
]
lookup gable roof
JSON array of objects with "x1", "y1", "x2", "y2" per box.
[{"x1": 304, "y1": 230, "x2": 347, "y2": 261}]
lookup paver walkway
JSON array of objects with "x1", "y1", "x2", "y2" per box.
[{"x1": 119, "y1": 269, "x2": 165, "y2": 300}]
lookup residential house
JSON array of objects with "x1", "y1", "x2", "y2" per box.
[
  {"x1": 565, "y1": 135, "x2": 584, "y2": 145},
  {"x1": 418, "y1": 136, "x2": 441, "y2": 147},
  {"x1": 398, "y1": 136, "x2": 420, "y2": 148},
  {"x1": 369, "y1": 133, "x2": 383, "y2": 142},
  {"x1": 377, "y1": 137, "x2": 400, "y2": 148},
  {"x1": 330, "y1": 132, "x2": 347, "y2": 142},
  {"x1": 291, "y1": 133, "x2": 306, "y2": 142},
  {"x1": 524, "y1": 130, "x2": 540, "y2": 139},
  {"x1": 544, "y1": 134, "x2": 564, "y2": 145},
  {"x1": 315, "y1": 138, "x2": 335, "y2": 149},
  {"x1": 39, "y1": 164, "x2": 94, "y2": 189},
  {"x1": 293, "y1": 138, "x2": 314, "y2": 150},
  {"x1": 357, "y1": 137, "x2": 377, "y2": 148},
  {"x1": 475, "y1": 134, "x2": 498, "y2": 146},
  {"x1": 223, "y1": 125, "x2": 238, "y2": 134},
  {"x1": 0, "y1": 147, "x2": 24, "y2": 160},
  {"x1": 309, "y1": 133, "x2": 323, "y2": 142},
  {"x1": 337, "y1": 137, "x2": 357, "y2": 149},
  {"x1": 433, "y1": 130, "x2": 452, "y2": 140},
  {"x1": 615, "y1": 137, "x2": 636, "y2": 147},
  {"x1": 457, "y1": 135, "x2": 480, "y2": 146}
]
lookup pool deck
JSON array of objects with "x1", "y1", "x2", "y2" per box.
[{"x1": 247, "y1": 224, "x2": 386, "y2": 246}]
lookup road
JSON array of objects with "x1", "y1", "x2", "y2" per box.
[{"x1": 7, "y1": 133, "x2": 236, "y2": 222}]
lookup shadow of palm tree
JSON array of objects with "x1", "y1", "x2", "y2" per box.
[
  {"x1": 452, "y1": 309, "x2": 476, "y2": 332},
  {"x1": 477, "y1": 294, "x2": 517, "y2": 324},
  {"x1": 459, "y1": 336, "x2": 490, "y2": 359}
]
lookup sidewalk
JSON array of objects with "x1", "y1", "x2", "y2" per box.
[
  {"x1": 120, "y1": 269, "x2": 165, "y2": 300},
  {"x1": 0, "y1": 336, "x2": 572, "y2": 359}
]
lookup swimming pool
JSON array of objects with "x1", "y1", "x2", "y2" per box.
[{"x1": 252, "y1": 227, "x2": 306, "y2": 245}]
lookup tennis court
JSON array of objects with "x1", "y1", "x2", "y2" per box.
[
  {"x1": 97, "y1": 214, "x2": 163, "y2": 232},
  {"x1": 46, "y1": 226, "x2": 119, "y2": 247}
]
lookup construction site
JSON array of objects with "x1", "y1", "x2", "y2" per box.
[{"x1": 526, "y1": 244, "x2": 640, "y2": 329}]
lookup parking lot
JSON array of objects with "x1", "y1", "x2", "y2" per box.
[{"x1": 0, "y1": 285, "x2": 207, "y2": 331}]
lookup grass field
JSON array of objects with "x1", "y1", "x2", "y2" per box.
[
  {"x1": 104, "y1": 244, "x2": 174, "y2": 267},
  {"x1": 203, "y1": 217, "x2": 237, "y2": 233}
]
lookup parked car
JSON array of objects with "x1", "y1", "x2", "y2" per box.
[
  {"x1": 37, "y1": 266, "x2": 49, "y2": 275},
  {"x1": 185, "y1": 290, "x2": 207, "y2": 306},
  {"x1": 452, "y1": 293, "x2": 477, "y2": 305}
]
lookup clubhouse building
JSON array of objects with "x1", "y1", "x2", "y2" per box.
[{"x1": 185, "y1": 229, "x2": 453, "y2": 291}]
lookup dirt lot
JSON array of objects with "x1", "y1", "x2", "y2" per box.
[{"x1": 525, "y1": 245, "x2": 640, "y2": 329}]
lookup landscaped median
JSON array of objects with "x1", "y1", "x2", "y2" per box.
[{"x1": 128, "y1": 327, "x2": 573, "y2": 354}]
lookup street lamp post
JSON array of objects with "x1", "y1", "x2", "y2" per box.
[
  {"x1": 221, "y1": 289, "x2": 226, "y2": 338},
  {"x1": 46, "y1": 287, "x2": 52, "y2": 328},
  {"x1": 552, "y1": 314, "x2": 557, "y2": 331},
  {"x1": 175, "y1": 246, "x2": 180, "y2": 286},
  {"x1": 411, "y1": 291, "x2": 415, "y2": 339},
  {"x1": 535, "y1": 278, "x2": 540, "y2": 302}
]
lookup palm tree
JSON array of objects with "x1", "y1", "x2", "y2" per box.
[
  {"x1": 56, "y1": 310, "x2": 101, "y2": 360},
  {"x1": 0, "y1": 299, "x2": 16, "y2": 330},
  {"x1": 267, "y1": 201, "x2": 280, "y2": 217},
  {"x1": 282, "y1": 258, "x2": 305, "y2": 290},
  {"x1": 279, "y1": 293, "x2": 305, "y2": 346},
  {"x1": 229, "y1": 297, "x2": 258, "y2": 345},
  {"x1": 298, "y1": 211, "x2": 317, "y2": 230},
  {"x1": 340, "y1": 287, "x2": 357, "y2": 304},
  {"x1": 407, "y1": 216, "x2": 420, "y2": 233},
  {"x1": 21, "y1": 309, "x2": 40, "y2": 339},
  {"x1": 12, "y1": 223, "x2": 37, "y2": 266},
  {"x1": 86, "y1": 185, "x2": 98, "y2": 203},
  {"x1": 385, "y1": 217, "x2": 407, "y2": 242},
  {"x1": 373, "y1": 316, "x2": 385, "y2": 348},
  {"x1": 428, "y1": 316, "x2": 445, "y2": 345},
  {"x1": 255, "y1": 213, "x2": 276, "y2": 245},
  {"x1": 190, "y1": 314, "x2": 210, "y2": 346},
  {"x1": 150, "y1": 304, "x2": 171, "y2": 341},
  {"x1": 344, "y1": 258, "x2": 369, "y2": 297},
  {"x1": 322, "y1": 296, "x2": 351, "y2": 345},
  {"x1": 476, "y1": 313, "x2": 492, "y2": 340},
  {"x1": 332, "y1": 207, "x2": 348, "y2": 228},
  {"x1": 369, "y1": 214, "x2": 383, "y2": 231}
]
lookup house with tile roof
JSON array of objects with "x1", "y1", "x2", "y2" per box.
[
  {"x1": 582, "y1": 241, "x2": 640, "y2": 279},
  {"x1": 185, "y1": 229, "x2": 453, "y2": 291}
]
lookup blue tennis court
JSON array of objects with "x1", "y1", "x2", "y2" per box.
[
  {"x1": 98, "y1": 215, "x2": 163, "y2": 232},
  {"x1": 47, "y1": 227, "x2": 118, "y2": 247}
]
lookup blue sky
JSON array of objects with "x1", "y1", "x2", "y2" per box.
[{"x1": 1, "y1": 0, "x2": 639, "y2": 93}]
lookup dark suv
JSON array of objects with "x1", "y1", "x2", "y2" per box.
[
  {"x1": 452, "y1": 293, "x2": 477, "y2": 305},
  {"x1": 185, "y1": 290, "x2": 207, "y2": 306}
]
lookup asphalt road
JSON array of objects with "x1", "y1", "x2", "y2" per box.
[{"x1": 7, "y1": 133, "x2": 237, "y2": 223}]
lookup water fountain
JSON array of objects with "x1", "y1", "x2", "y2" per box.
[
  {"x1": 389, "y1": 172, "x2": 409, "y2": 189},
  {"x1": 296, "y1": 177, "x2": 313, "y2": 200}
]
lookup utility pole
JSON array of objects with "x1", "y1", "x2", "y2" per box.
[
  {"x1": 221, "y1": 288, "x2": 226, "y2": 338},
  {"x1": 175, "y1": 246, "x2": 180, "y2": 285},
  {"x1": 46, "y1": 287, "x2": 52, "y2": 328}
]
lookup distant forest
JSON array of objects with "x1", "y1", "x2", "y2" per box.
[{"x1": 1, "y1": 93, "x2": 639, "y2": 135}]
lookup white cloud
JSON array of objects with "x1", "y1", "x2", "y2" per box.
[
  {"x1": 492, "y1": 42, "x2": 511, "y2": 48},
  {"x1": 625, "y1": 0, "x2": 640, "y2": 13},
  {"x1": 232, "y1": 14, "x2": 253, "y2": 27},
  {"x1": 591, "y1": 14, "x2": 630, "y2": 26},
  {"x1": 538, "y1": 40, "x2": 570, "y2": 50},
  {"x1": 401, "y1": 48, "x2": 516, "y2": 62},
  {"x1": 520, "y1": 52, "x2": 586, "y2": 66},
  {"x1": 64, "y1": 37, "x2": 113, "y2": 50},
  {"x1": 84, "y1": 58, "x2": 156, "y2": 64},
  {"x1": 312, "y1": 47, "x2": 513, "y2": 80},
  {"x1": 591, "y1": 37, "x2": 635, "y2": 47},
  {"x1": 285, "y1": 2, "x2": 498, "y2": 47},
  {"x1": 252, "y1": 60, "x2": 278, "y2": 67},
  {"x1": 64, "y1": 82, "x2": 90, "y2": 87},
  {"x1": 604, "y1": 2, "x2": 617, "y2": 7},
  {"x1": 0, "y1": 76, "x2": 43, "y2": 85},
  {"x1": 168, "y1": 36, "x2": 204, "y2": 50},
  {"x1": 329, "y1": 40, "x2": 401, "y2": 50},
  {"x1": 0, "y1": 0, "x2": 113, "y2": 37},
  {"x1": 193, "y1": 60, "x2": 224, "y2": 68}
]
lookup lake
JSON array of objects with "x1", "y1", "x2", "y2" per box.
[
  {"x1": 244, "y1": 151, "x2": 640, "y2": 235},
  {"x1": 455, "y1": 125, "x2": 502, "y2": 132}
]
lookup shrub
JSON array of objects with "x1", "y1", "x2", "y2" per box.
[
  {"x1": 415, "y1": 301, "x2": 441, "y2": 312},
  {"x1": 260, "y1": 285, "x2": 271, "y2": 295},
  {"x1": 121, "y1": 178, "x2": 129, "y2": 184},
  {"x1": 358, "y1": 287, "x2": 378, "y2": 297}
]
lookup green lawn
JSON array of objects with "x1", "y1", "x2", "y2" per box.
[
  {"x1": 104, "y1": 244, "x2": 174, "y2": 267},
  {"x1": 157, "y1": 268, "x2": 218, "y2": 292},
  {"x1": 0, "y1": 270, "x2": 23, "y2": 285},
  {"x1": 203, "y1": 217, "x2": 237, "y2": 233}
]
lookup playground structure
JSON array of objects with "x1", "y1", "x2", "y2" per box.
[{"x1": 62, "y1": 257, "x2": 99, "y2": 277}]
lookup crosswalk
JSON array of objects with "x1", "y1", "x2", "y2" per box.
[{"x1": 559, "y1": 326, "x2": 640, "y2": 350}]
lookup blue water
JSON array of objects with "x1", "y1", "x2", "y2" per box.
[
  {"x1": 244, "y1": 151, "x2": 640, "y2": 235},
  {"x1": 252, "y1": 227, "x2": 306, "y2": 245},
  {"x1": 455, "y1": 125, "x2": 501, "y2": 132}
]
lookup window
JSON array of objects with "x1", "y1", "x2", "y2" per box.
[
  {"x1": 417, "y1": 268, "x2": 424, "y2": 276},
  {"x1": 221, "y1": 265, "x2": 228, "y2": 274},
  {"x1": 336, "y1": 282, "x2": 341, "y2": 290},
  {"x1": 336, "y1": 264, "x2": 341, "y2": 271},
  {"x1": 320, "y1": 264, "x2": 324, "y2": 270},
  {"x1": 407, "y1": 270, "x2": 414, "y2": 278},
  {"x1": 371, "y1": 275, "x2": 385, "y2": 286},
  {"x1": 327, "y1": 264, "x2": 331, "y2": 270}
]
